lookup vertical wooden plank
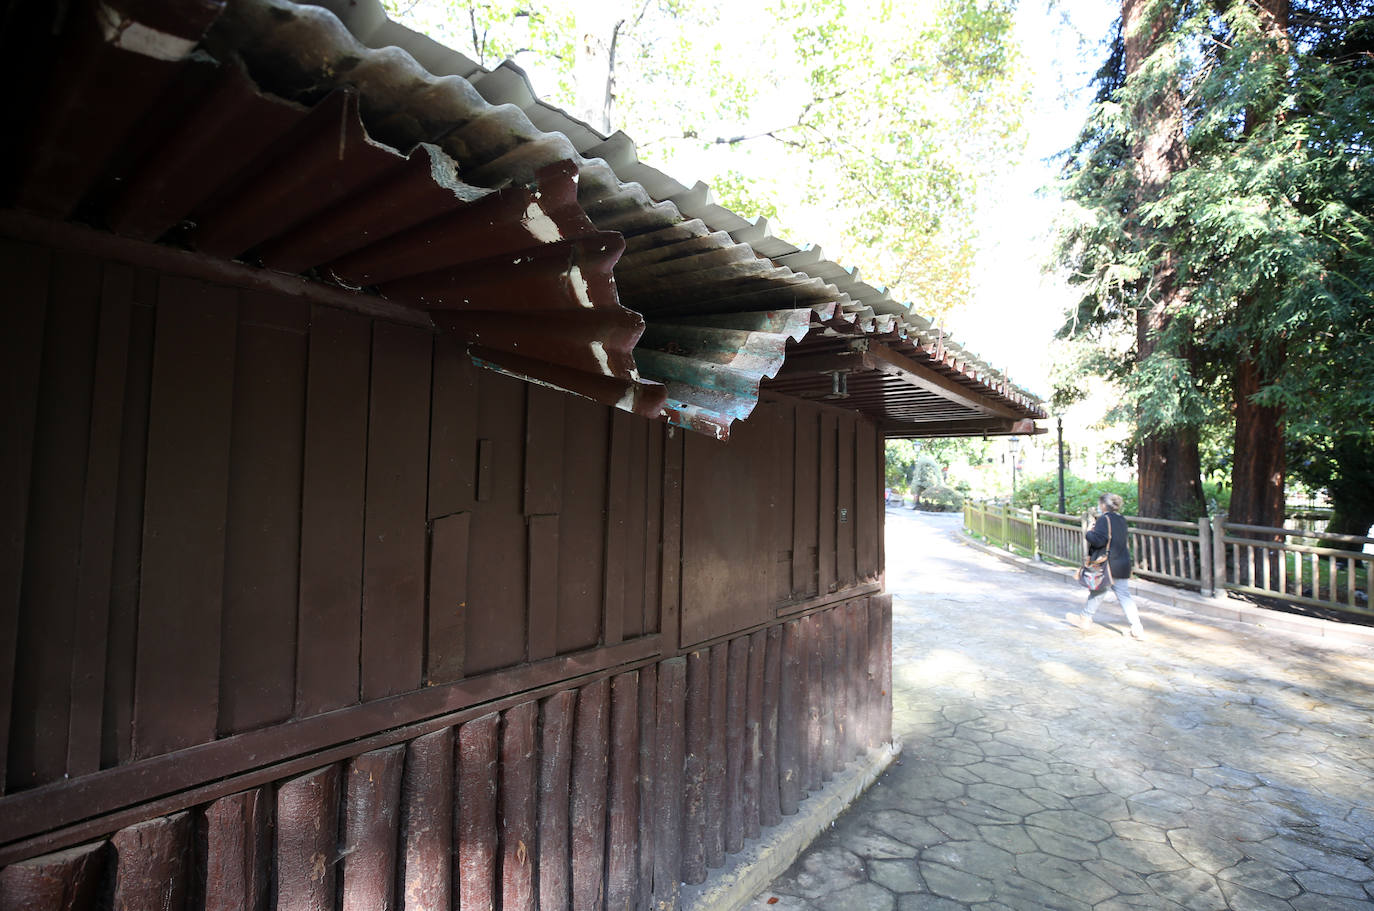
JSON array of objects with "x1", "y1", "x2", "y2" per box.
[
  {"x1": 361, "y1": 321, "x2": 432, "y2": 701},
  {"x1": 818, "y1": 413, "x2": 837, "y2": 594},
  {"x1": 457, "y1": 713, "x2": 499, "y2": 911},
  {"x1": 66, "y1": 265, "x2": 133, "y2": 778},
  {"x1": 606, "y1": 671, "x2": 640, "y2": 911},
  {"x1": 427, "y1": 512, "x2": 470, "y2": 685},
  {"x1": 8, "y1": 251, "x2": 99, "y2": 792},
  {"x1": 110, "y1": 813, "x2": 193, "y2": 911},
  {"x1": 476, "y1": 439, "x2": 494, "y2": 502},
  {"x1": 133, "y1": 277, "x2": 237, "y2": 759},
  {"x1": 866, "y1": 598, "x2": 883, "y2": 748},
  {"x1": 777, "y1": 621, "x2": 802, "y2": 816},
  {"x1": 724, "y1": 636, "x2": 749, "y2": 855},
  {"x1": 829, "y1": 605, "x2": 851, "y2": 766},
  {"x1": 659, "y1": 431, "x2": 684, "y2": 653},
  {"x1": 500, "y1": 702, "x2": 538, "y2": 911},
  {"x1": 538, "y1": 690, "x2": 576, "y2": 911},
  {"x1": 0, "y1": 842, "x2": 105, "y2": 911},
  {"x1": 104, "y1": 283, "x2": 156, "y2": 769},
  {"x1": 743, "y1": 630, "x2": 766, "y2": 839},
  {"x1": 876, "y1": 594, "x2": 893, "y2": 745},
  {"x1": 804, "y1": 614, "x2": 825, "y2": 790},
  {"x1": 652, "y1": 657, "x2": 686, "y2": 911},
  {"x1": 759, "y1": 626, "x2": 782, "y2": 829},
  {"x1": 400, "y1": 727, "x2": 454, "y2": 911},
  {"x1": 572, "y1": 677, "x2": 611, "y2": 911},
  {"x1": 523, "y1": 384, "x2": 565, "y2": 517},
  {"x1": 276, "y1": 765, "x2": 341, "y2": 911},
  {"x1": 844, "y1": 602, "x2": 862, "y2": 760},
  {"x1": 218, "y1": 293, "x2": 308, "y2": 736},
  {"x1": 295, "y1": 305, "x2": 369, "y2": 716},
  {"x1": 636, "y1": 664, "x2": 658, "y2": 911},
  {"x1": 856, "y1": 421, "x2": 879, "y2": 581},
  {"x1": 822, "y1": 609, "x2": 841, "y2": 775},
  {"x1": 791, "y1": 409, "x2": 819, "y2": 599},
  {"x1": 769, "y1": 402, "x2": 796, "y2": 607},
  {"x1": 621, "y1": 418, "x2": 650, "y2": 640},
  {"x1": 466, "y1": 373, "x2": 528, "y2": 675},
  {"x1": 705, "y1": 644, "x2": 728, "y2": 868},
  {"x1": 428, "y1": 334, "x2": 478, "y2": 519},
  {"x1": 642, "y1": 424, "x2": 665, "y2": 636},
  {"x1": 527, "y1": 514, "x2": 560, "y2": 661},
  {"x1": 603, "y1": 412, "x2": 631, "y2": 648},
  {"x1": 680, "y1": 651, "x2": 708, "y2": 884},
  {"x1": 0, "y1": 241, "x2": 50, "y2": 795},
  {"x1": 203, "y1": 788, "x2": 270, "y2": 911},
  {"x1": 837, "y1": 417, "x2": 856, "y2": 587},
  {"x1": 341, "y1": 745, "x2": 405, "y2": 911},
  {"x1": 556, "y1": 397, "x2": 608, "y2": 655},
  {"x1": 851, "y1": 600, "x2": 871, "y2": 751}
]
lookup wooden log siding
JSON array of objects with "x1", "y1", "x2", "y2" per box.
[
  {"x1": 0, "y1": 602, "x2": 887, "y2": 911},
  {"x1": 0, "y1": 237, "x2": 891, "y2": 907}
]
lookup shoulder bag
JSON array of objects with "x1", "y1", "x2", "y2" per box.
[{"x1": 1075, "y1": 514, "x2": 1114, "y2": 592}]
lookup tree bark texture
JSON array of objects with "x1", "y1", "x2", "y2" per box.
[
  {"x1": 1230, "y1": 352, "x2": 1285, "y2": 530},
  {"x1": 1124, "y1": 0, "x2": 1204, "y2": 520},
  {"x1": 1229, "y1": 0, "x2": 1291, "y2": 535}
]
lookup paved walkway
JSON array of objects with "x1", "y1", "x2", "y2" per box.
[{"x1": 745, "y1": 508, "x2": 1374, "y2": 911}]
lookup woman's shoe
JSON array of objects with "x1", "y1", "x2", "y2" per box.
[
  {"x1": 1066, "y1": 612, "x2": 1092, "y2": 631},
  {"x1": 1129, "y1": 626, "x2": 1146, "y2": 641}
]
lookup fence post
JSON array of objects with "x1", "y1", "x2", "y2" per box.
[
  {"x1": 1198, "y1": 516, "x2": 1213, "y2": 596},
  {"x1": 1031, "y1": 505, "x2": 1041, "y2": 561},
  {"x1": 1001, "y1": 503, "x2": 1010, "y2": 549},
  {"x1": 1210, "y1": 512, "x2": 1228, "y2": 597}
]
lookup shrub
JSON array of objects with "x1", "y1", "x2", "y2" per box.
[
  {"x1": 918, "y1": 484, "x2": 964, "y2": 512},
  {"x1": 1009, "y1": 473, "x2": 1137, "y2": 516},
  {"x1": 913, "y1": 455, "x2": 942, "y2": 497}
]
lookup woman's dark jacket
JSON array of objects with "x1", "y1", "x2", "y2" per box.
[{"x1": 1086, "y1": 512, "x2": 1132, "y2": 580}]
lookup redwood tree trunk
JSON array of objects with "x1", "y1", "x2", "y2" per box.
[
  {"x1": 1124, "y1": 0, "x2": 1204, "y2": 520},
  {"x1": 1229, "y1": 353, "x2": 1285, "y2": 529},
  {"x1": 1229, "y1": 0, "x2": 1291, "y2": 533}
]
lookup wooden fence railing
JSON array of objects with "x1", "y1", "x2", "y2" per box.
[{"x1": 963, "y1": 502, "x2": 1373, "y2": 622}]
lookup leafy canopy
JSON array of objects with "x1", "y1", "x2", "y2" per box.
[{"x1": 385, "y1": 0, "x2": 1031, "y2": 321}]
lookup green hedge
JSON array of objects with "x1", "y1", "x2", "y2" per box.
[
  {"x1": 1008, "y1": 473, "x2": 1232, "y2": 517},
  {"x1": 918, "y1": 484, "x2": 964, "y2": 512}
]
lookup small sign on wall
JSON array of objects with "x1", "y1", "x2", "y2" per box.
[{"x1": 839, "y1": 507, "x2": 849, "y2": 524}]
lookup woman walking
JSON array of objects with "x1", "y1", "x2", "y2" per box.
[{"x1": 1069, "y1": 493, "x2": 1145, "y2": 639}]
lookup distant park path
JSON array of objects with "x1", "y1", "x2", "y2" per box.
[{"x1": 746, "y1": 508, "x2": 1374, "y2": 911}]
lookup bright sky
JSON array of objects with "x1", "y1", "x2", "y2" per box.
[
  {"x1": 393, "y1": 0, "x2": 1122, "y2": 400},
  {"x1": 955, "y1": 0, "x2": 1119, "y2": 398}
]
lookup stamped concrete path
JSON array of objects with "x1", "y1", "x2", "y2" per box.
[{"x1": 745, "y1": 508, "x2": 1374, "y2": 911}]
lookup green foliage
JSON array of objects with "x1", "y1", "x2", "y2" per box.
[
  {"x1": 1008, "y1": 471, "x2": 1230, "y2": 517},
  {"x1": 1054, "y1": 0, "x2": 1374, "y2": 512},
  {"x1": 884, "y1": 439, "x2": 921, "y2": 491},
  {"x1": 389, "y1": 0, "x2": 1030, "y2": 323},
  {"x1": 918, "y1": 483, "x2": 964, "y2": 512},
  {"x1": 912, "y1": 455, "x2": 943, "y2": 496},
  {"x1": 1010, "y1": 473, "x2": 1138, "y2": 515}
]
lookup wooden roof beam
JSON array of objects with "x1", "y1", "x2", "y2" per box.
[{"x1": 861, "y1": 341, "x2": 1024, "y2": 419}]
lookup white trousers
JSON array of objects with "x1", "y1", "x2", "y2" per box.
[{"x1": 1083, "y1": 577, "x2": 1142, "y2": 631}]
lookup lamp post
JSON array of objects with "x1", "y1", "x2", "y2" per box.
[
  {"x1": 1009, "y1": 435, "x2": 1021, "y2": 501},
  {"x1": 1057, "y1": 417, "x2": 1066, "y2": 514}
]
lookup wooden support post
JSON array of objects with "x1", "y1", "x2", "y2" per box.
[
  {"x1": 1198, "y1": 517, "x2": 1214, "y2": 597},
  {"x1": 1001, "y1": 503, "x2": 1010, "y2": 549},
  {"x1": 1211, "y1": 513, "x2": 1229, "y2": 598},
  {"x1": 1031, "y1": 506, "x2": 1041, "y2": 562}
]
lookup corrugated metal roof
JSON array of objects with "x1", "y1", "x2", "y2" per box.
[
  {"x1": 299, "y1": 0, "x2": 1044, "y2": 424},
  {"x1": 5, "y1": 0, "x2": 1044, "y2": 440}
]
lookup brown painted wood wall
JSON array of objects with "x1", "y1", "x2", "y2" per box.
[
  {"x1": 0, "y1": 234, "x2": 888, "y2": 894},
  {"x1": 0, "y1": 596, "x2": 893, "y2": 911}
]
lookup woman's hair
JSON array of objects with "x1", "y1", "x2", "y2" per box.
[{"x1": 1099, "y1": 493, "x2": 1125, "y2": 513}]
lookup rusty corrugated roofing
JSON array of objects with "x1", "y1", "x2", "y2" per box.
[{"x1": 6, "y1": 0, "x2": 1044, "y2": 439}]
